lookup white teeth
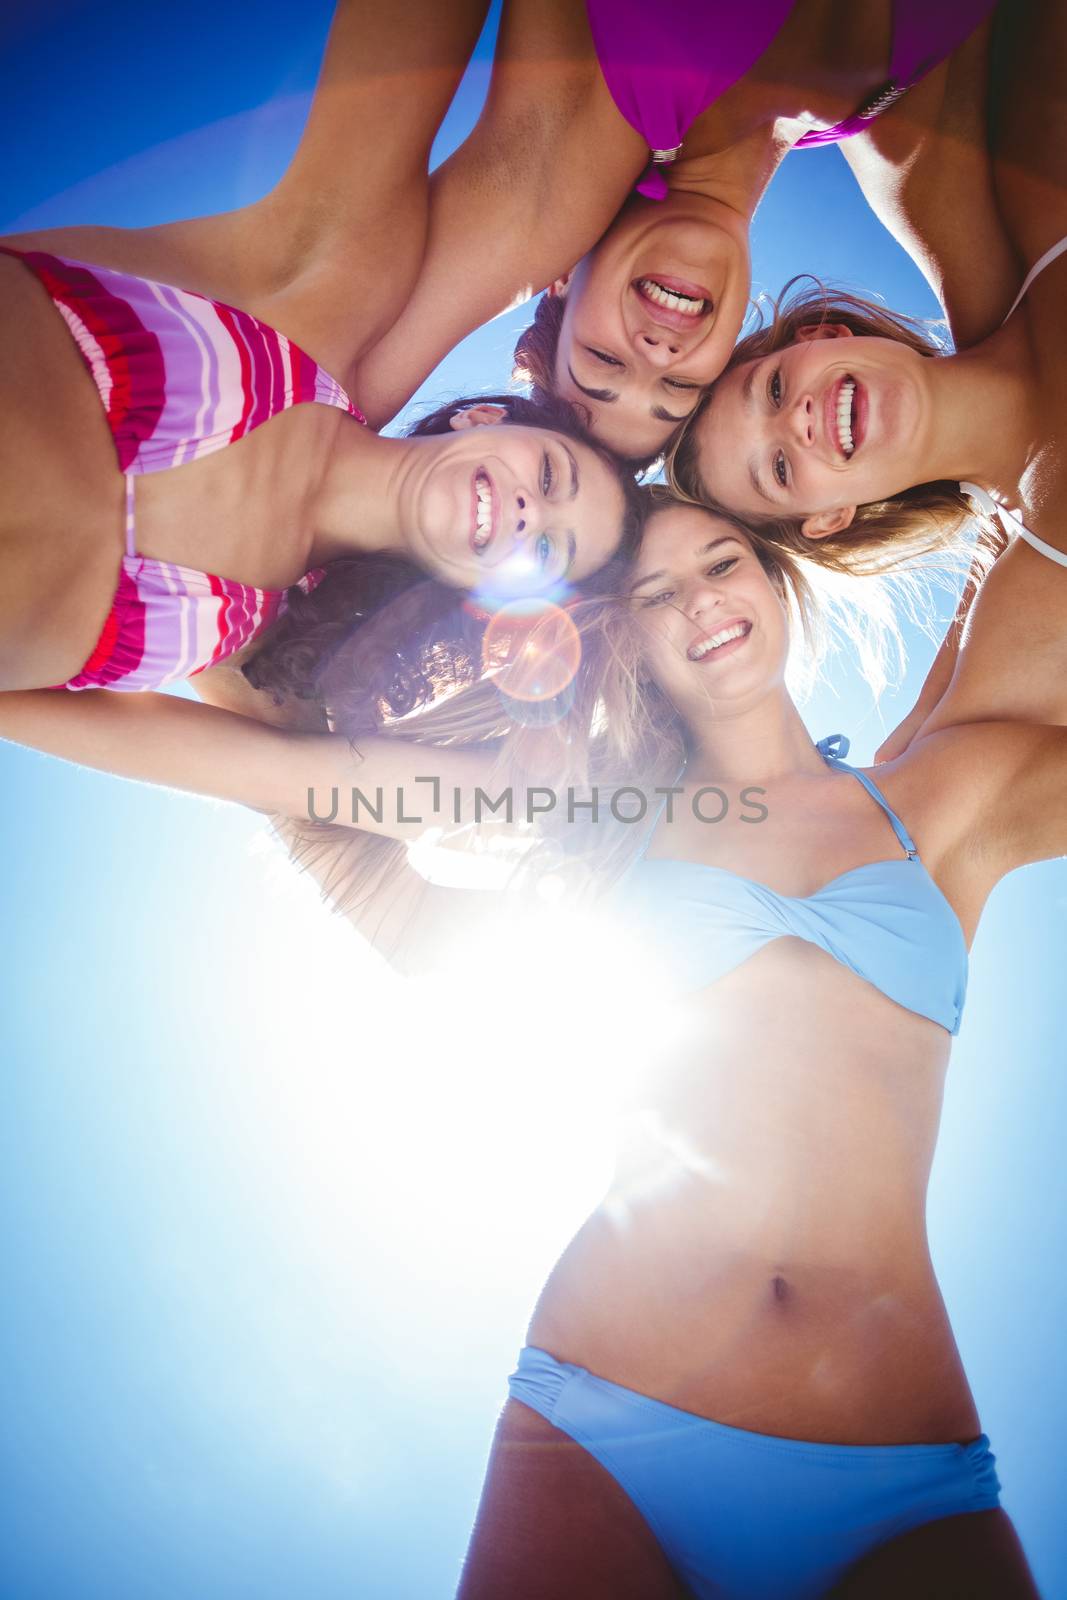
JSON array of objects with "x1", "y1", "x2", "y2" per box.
[
  {"x1": 836, "y1": 378, "x2": 856, "y2": 457},
  {"x1": 689, "y1": 621, "x2": 749, "y2": 660},
  {"x1": 638, "y1": 278, "x2": 706, "y2": 315},
  {"x1": 473, "y1": 472, "x2": 493, "y2": 550}
]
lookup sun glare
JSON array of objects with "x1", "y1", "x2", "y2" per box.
[{"x1": 234, "y1": 837, "x2": 683, "y2": 1316}]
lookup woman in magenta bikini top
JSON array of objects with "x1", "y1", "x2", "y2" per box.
[
  {"x1": 0, "y1": 3, "x2": 637, "y2": 698},
  {"x1": 356, "y1": 0, "x2": 1007, "y2": 463}
]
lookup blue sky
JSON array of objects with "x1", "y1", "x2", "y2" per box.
[{"x1": 2, "y1": 6, "x2": 1065, "y2": 1597}]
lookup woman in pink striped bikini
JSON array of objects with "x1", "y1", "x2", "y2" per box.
[{"x1": 0, "y1": 2, "x2": 639, "y2": 700}]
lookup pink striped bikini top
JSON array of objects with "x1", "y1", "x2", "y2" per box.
[
  {"x1": 585, "y1": 0, "x2": 999, "y2": 198},
  {"x1": 2, "y1": 247, "x2": 365, "y2": 691}
]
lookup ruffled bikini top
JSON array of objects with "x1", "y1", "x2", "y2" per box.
[
  {"x1": 2, "y1": 246, "x2": 365, "y2": 691},
  {"x1": 613, "y1": 736, "x2": 968, "y2": 1034}
]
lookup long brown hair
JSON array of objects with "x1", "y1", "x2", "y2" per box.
[{"x1": 666, "y1": 277, "x2": 997, "y2": 579}]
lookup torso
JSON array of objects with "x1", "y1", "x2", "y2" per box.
[
  {"x1": 1011, "y1": 252, "x2": 1067, "y2": 546},
  {"x1": 528, "y1": 735, "x2": 997, "y2": 1446},
  {"x1": 0, "y1": 242, "x2": 355, "y2": 690}
]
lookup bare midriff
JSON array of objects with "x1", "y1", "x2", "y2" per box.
[{"x1": 527, "y1": 938, "x2": 980, "y2": 1447}]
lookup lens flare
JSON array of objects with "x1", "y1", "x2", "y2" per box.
[
  {"x1": 494, "y1": 678, "x2": 575, "y2": 727},
  {"x1": 482, "y1": 600, "x2": 581, "y2": 703}
]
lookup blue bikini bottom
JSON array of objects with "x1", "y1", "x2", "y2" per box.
[{"x1": 508, "y1": 1346, "x2": 1001, "y2": 1599}]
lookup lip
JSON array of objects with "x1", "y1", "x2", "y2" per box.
[
  {"x1": 632, "y1": 276, "x2": 714, "y2": 334},
  {"x1": 686, "y1": 617, "x2": 752, "y2": 664},
  {"x1": 469, "y1": 467, "x2": 498, "y2": 555}
]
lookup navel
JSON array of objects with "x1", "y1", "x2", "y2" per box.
[{"x1": 770, "y1": 1273, "x2": 791, "y2": 1305}]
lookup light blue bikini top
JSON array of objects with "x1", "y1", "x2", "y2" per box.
[{"x1": 617, "y1": 736, "x2": 968, "y2": 1034}]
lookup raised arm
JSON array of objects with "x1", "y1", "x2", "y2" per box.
[
  {"x1": 990, "y1": 0, "x2": 1067, "y2": 272},
  {"x1": 0, "y1": 690, "x2": 503, "y2": 846},
  {"x1": 840, "y1": 14, "x2": 1022, "y2": 351},
  {"x1": 874, "y1": 0, "x2": 1067, "y2": 760},
  {"x1": 6, "y1": 1, "x2": 491, "y2": 368},
  {"x1": 249, "y1": 0, "x2": 494, "y2": 359},
  {"x1": 351, "y1": 0, "x2": 644, "y2": 428}
]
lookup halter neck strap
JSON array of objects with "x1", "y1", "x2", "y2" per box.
[
  {"x1": 816, "y1": 734, "x2": 918, "y2": 860},
  {"x1": 960, "y1": 482, "x2": 1067, "y2": 570}
]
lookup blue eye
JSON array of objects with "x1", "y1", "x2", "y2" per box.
[
  {"x1": 642, "y1": 588, "x2": 674, "y2": 607},
  {"x1": 536, "y1": 533, "x2": 552, "y2": 568},
  {"x1": 707, "y1": 558, "x2": 738, "y2": 578}
]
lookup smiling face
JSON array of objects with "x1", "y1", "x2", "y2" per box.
[
  {"x1": 409, "y1": 422, "x2": 628, "y2": 597},
  {"x1": 690, "y1": 326, "x2": 934, "y2": 534},
  {"x1": 629, "y1": 505, "x2": 789, "y2": 720},
  {"x1": 553, "y1": 194, "x2": 752, "y2": 462}
]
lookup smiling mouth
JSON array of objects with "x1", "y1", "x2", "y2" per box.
[
  {"x1": 687, "y1": 619, "x2": 751, "y2": 662},
  {"x1": 832, "y1": 375, "x2": 859, "y2": 458},
  {"x1": 634, "y1": 275, "x2": 712, "y2": 331},
  {"x1": 471, "y1": 468, "x2": 496, "y2": 554}
]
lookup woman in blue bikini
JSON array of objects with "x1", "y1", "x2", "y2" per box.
[{"x1": 1, "y1": 487, "x2": 1060, "y2": 1594}]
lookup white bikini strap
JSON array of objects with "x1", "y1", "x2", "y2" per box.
[
  {"x1": 959, "y1": 481, "x2": 1067, "y2": 570},
  {"x1": 1003, "y1": 233, "x2": 1067, "y2": 324},
  {"x1": 959, "y1": 236, "x2": 1067, "y2": 570}
]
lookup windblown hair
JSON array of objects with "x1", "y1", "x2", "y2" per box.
[
  {"x1": 270, "y1": 497, "x2": 893, "y2": 967},
  {"x1": 243, "y1": 391, "x2": 647, "y2": 726},
  {"x1": 666, "y1": 277, "x2": 998, "y2": 580},
  {"x1": 512, "y1": 293, "x2": 664, "y2": 473}
]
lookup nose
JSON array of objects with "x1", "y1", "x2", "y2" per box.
[
  {"x1": 512, "y1": 488, "x2": 546, "y2": 542},
  {"x1": 684, "y1": 575, "x2": 725, "y2": 621},
  {"x1": 632, "y1": 329, "x2": 681, "y2": 368},
  {"x1": 789, "y1": 392, "x2": 816, "y2": 448}
]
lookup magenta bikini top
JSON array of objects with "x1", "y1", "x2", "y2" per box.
[{"x1": 584, "y1": 0, "x2": 1000, "y2": 198}]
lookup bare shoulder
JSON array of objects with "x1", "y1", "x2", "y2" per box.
[
  {"x1": 882, "y1": 720, "x2": 1067, "y2": 915},
  {"x1": 885, "y1": 720, "x2": 1056, "y2": 831}
]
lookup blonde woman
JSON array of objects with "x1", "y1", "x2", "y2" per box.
[
  {"x1": 665, "y1": 1, "x2": 1067, "y2": 759},
  {"x1": 1, "y1": 491, "x2": 1063, "y2": 1593}
]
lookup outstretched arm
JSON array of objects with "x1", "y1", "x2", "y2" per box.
[
  {"x1": 352, "y1": 0, "x2": 645, "y2": 428},
  {"x1": 0, "y1": 690, "x2": 503, "y2": 846}
]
